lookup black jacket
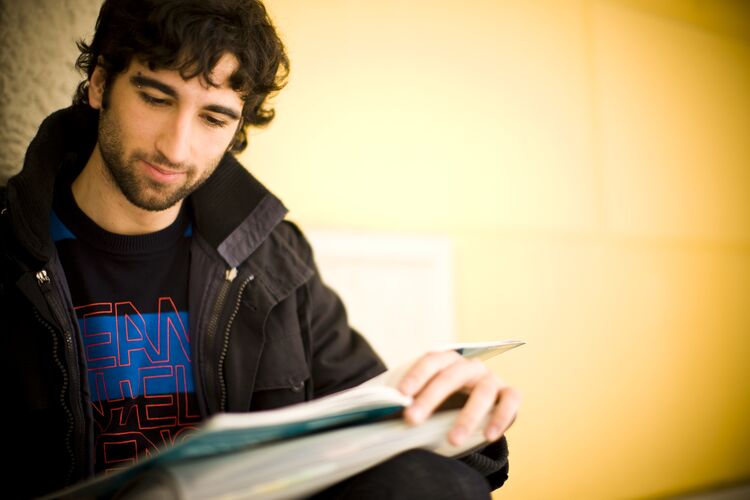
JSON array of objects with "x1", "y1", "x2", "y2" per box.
[{"x1": 0, "y1": 105, "x2": 508, "y2": 498}]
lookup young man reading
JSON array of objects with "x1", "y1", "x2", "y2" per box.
[{"x1": 0, "y1": 1, "x2": 520, "y2": 498}]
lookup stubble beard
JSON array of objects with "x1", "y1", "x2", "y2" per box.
[{"x1": 97, "y1": 107, "x2": 221, "y2": 212}]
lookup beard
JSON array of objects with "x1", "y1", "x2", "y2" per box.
[{"x1": 97, "y1": 106, "x2": 222, "y2": 212}]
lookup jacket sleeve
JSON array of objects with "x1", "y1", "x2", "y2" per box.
[
  {"x1": 281, "y1": 221, "x2": 387, "y2": 398},
  {"x1": 459, "y1": 436, "x2": 510, "y2": 490},
  {"x1": 280, "y1": 221, "x2": 511, "y2": 490}
]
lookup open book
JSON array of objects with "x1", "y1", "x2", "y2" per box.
[{"x1": 45, "y1": 339, "x2": 524, "y2": 499}]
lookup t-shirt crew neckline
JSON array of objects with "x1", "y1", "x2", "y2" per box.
[{"x1": 53, "y1": 179, "x2": 191, "y2": 256}]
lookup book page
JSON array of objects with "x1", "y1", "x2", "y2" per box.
[{"x1": 167, "y1": 409, "x2": 490, "y2": 500}]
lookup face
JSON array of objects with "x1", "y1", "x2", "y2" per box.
[{"x1": 88, "y1": 54, "x2": 244, "y2": 212}]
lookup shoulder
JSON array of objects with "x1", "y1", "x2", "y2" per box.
[
  {"x1": 269, "y1": 219, "x2": 315, "y2": 263},
  {"x1": 239, "y1": 220, "x2": 317, "y2": 299}
]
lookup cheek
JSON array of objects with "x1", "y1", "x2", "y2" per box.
[
  {"x1": 195, "y1": 127, "x2": 235, "y2": 159},
  {"x1": 113, "y1": 104, "x2": 161, "y2": 150}
]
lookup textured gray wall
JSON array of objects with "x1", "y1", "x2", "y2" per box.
[{"x1": 0, "y1": 0, "x2": 101, "y2": 184}]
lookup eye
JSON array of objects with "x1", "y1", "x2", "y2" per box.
[
  {"x1": 139, "y1": 92, "x2": 169, "y2": 106},
  {"x1": 203, "y1": 115, "x2": 228, "y2": 128}
]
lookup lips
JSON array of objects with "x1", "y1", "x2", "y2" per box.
[{"x1": 141, "y1": 160, "x2": 186, "y2": 182}]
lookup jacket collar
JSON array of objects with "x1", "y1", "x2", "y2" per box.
[
  {"x1": 190, "y1": 154, "x2": 288, "y2": 268},
  {"x1": 6, "y1": 104, "x2": 288, "y2": 267}
]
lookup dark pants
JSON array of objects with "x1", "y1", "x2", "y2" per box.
[{"x1": 309, "y1": 449, "x2": 492, "y2": 500}]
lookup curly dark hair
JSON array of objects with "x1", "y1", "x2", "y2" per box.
[{"x1": 73, "y1": 0, "x2": 289, "y2": 153}]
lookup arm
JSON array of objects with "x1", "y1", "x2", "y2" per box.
[
  {"x1": 281, "y1": 221, "x2": 386, "y2": 398},
  {"x1": 282, "y1": 221, "x2": 517, "y2": 489}
]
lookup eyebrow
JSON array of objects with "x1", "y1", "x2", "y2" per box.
[{"x1": 130, "y1": 74, "x2": 242, "y2": 121}]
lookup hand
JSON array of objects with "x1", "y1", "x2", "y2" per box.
[{"x1": 398, "y1": 350, "x2": 520, "y2": 446}]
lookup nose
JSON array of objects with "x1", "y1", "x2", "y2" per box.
[{"x1": 155, "y1": 110, "x2": 192, "y2": 166}]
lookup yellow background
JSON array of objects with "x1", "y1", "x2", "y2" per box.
[{"x1": 242, "y1": 1, "x2": 750, "y2": 498}]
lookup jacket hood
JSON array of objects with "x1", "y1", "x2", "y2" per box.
[{"x1": 6, "y1": 104, "x2": 288, "y2": 267}]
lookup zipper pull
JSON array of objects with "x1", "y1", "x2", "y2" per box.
[
  {"x1": 225, "y1": 267, "x2": 238, "y2": 282},
  {"x1": 36, "y1": 269, "x2": 51, "y2": 286}
]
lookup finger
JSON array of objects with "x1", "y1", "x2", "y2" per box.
[
  {"x1": 485, "y1": 386, "x2": 522, "y2": 442},
  {"x1": 405, "y1": 358, "x2": 487, "y2": 425},
  {"x1": 398, "y1": 350, "x2": 463, "y2": 396},
  {"x1": 448, "y1": 373, "x2": 501, "y2": 446}
]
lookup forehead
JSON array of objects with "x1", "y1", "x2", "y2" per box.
[{"x1": 129, "y1": 52, "x2": 241, "y2": 92}]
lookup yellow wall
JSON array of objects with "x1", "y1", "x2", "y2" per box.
[{"x1": 241, "y1": 1, "x2": 750, "y2": 498}]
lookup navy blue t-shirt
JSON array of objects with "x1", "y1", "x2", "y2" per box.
[{"x1": 51, "y1": 179, "x2": 201, "y2": 474}]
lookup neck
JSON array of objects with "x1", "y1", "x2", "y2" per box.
[{"x1": 72, "y1": 145, "x2": 181, "y2": 235}]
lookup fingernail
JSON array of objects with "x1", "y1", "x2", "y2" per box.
[
  {"x1": 450, "y1": 426, "x2": 467, "y2": 445},
  {"x1": 486, "y1": 425, "x2": 501, "y2": 441},
  {"x1": 400, "y1": 377, "x2": 417, "y2": 395},
  {"x1": 407, "y1": 404, "x2": 425, "y2": 423}
]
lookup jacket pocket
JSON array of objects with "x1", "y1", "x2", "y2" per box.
[
  {"x1": 251, "y1": 310, "x2": 310, "y2": 410},
  {"x1": 227, "y1": 297, "x2": 311, "y2": 411}
]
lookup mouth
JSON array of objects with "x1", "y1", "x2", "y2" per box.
[{"x1": 141, "y1": 160, "x2": 186, "y2": 182}]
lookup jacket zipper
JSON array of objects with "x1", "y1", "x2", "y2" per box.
[
  {"x1": 204, "y1": 267, "x2": 238, "y2": 411},
  {"x1": 218, "y1": 273, "x2": 255, "y2": 412},
  {"x1": 35, "y1": 269, "x2": 84, "y2": 484},
  {"x1": 33, "y1": 308, "x2": 76, "y2": 485}
]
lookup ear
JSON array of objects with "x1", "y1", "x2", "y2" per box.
[
  {"x1": 229, "y1": 117, "x2": 245, "y2": 152},
  {"x1": 88, "y1": 64, "x2": 107, "y2": 110}
]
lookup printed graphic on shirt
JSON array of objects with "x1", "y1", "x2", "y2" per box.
[
  {"x1": 76, "y1": 298, "x2": 201, "y2": 472},
  {"x1": 50, "y1": 183, "x2": 198, "y2": 473}
]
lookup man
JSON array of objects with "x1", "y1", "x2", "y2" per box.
[{"x1": 0, "y1": 0, "x2": 519, "y2": 498}]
